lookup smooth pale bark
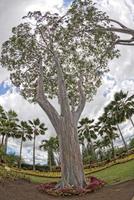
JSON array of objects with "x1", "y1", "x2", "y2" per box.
[
  {"x1": 101, "y1": 18, "x2": 134, "y2": 46},
  {"x1": 37, "y1": 89, "x2": 86, "y2": 187},
  {"x1": 19, "y1": 135, "x2": 23, "y2": 168},
  {"x1": 117, "y1": 124, "x2": 128, "y2": 152},
  {"x1": 58, "y1": 116, "x2": 86, "y2": 188},
  {"x1": 33, "y1": 132, "x2": 36, "y2": 171}
]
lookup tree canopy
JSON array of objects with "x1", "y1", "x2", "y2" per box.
[{"x1": 0, "y1": 0, "x2": 119, "y2": 108}]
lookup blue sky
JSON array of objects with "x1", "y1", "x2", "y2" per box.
[
  {"x1": 0, "y1": 82, "x2": 10, "y2": 95},
  {"x1": 64, "y1": 0, "x2": 72, "y2": 6}
]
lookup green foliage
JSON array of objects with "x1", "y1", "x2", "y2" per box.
[
  {"x1": 0, "y1": 146, "x2": 21, "y2": 167},
  {"x1": 0, "y1": 165, "x2": 29, "y2": 182},
  {"x1": 4, "y1": 154, "x2": 20, "y2": 167},
  {"x1": 40, "y1": 137, "x2": 59, "y2": 170},
  {"x1": 28, "y1": 118, "x2": 47, "y2": 136},
  {"x1": 1, "y1": 0, "x2": 119, "y2": 105},
  {"x1": 104, "y1": 91, "x2": 134, "y2": 125},
  {"x1": 17, "y1": 121, "x2": 33, "y2": 141}
]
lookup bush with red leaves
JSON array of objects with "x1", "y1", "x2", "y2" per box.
[
  {"x1": 37, "y1": 176, "x2": 106, "y2": 196},
  {"x1": 86, "y1": 176, "x2": 105, "y2": 190}
]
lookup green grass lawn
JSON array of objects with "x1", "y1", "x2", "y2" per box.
[
  {"x1": 25, "y1": 160, "x2": 134, "y2": 184},
  {"x1": 91, "y1": 159, "x2": 134, "y2": 184}
]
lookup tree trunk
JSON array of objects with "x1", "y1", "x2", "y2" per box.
[
  {"x1": 4, "y1": 135, "x2": 8, "y2": 154},
  {"x1": 19, "y1": 136, "x2": 23, "y2": 169},
  {"x1": 48, "y1": 149, "x2": 55, "y2": 172},
  {"x1": 33, "y1": 133, "x2": 36, "y2": 171},
  {"x1": 1, "y1": 135, "x2": 5, "y2": 146},
  {"x1": 36, "y1": 55, "x2": 86, "y2": 188},
  {"x1": 89, "y1": 137, "x2": 97, "y2": 162},
  {"x1": 111, "y1": 140, "x2": 116, "y2": 161},
  {"x1": 99, "y1": 149, "x2": 103, "y2": 161},
  {"x1": 130, "y1": 117, "x2": 134, "y2": 129},
  {"x1": 117, "y1": 124, "x2": 128, "y2": 152},
  {"x1": 49, "y1": 152, "x2": 52, "y2": 172},
  {"x1": 57, "y1": 117, "x2": 86, "y2": 188},
  {"x1": 81, "y1": 143, "x2": 85, "y2": 159},
  {"x1": 107, "y1": 134, "x2": 116, "y2": 160}
]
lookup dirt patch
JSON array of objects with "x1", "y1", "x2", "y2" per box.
[{"x1": 0, "y1": 179, "x2": 134, "y2": 200}]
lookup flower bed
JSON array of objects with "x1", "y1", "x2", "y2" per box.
[{"x1": 37, "y1": 176, "x2": 105, "y2": 196}]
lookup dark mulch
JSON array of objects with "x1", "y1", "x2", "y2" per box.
[{"x1": 0, "y1": 179, "x2": 134, "y2": 200}]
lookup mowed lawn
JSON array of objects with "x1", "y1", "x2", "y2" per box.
[
  {"x1": 26, "y1": 160, "x2": 134, "y2": 184},
  {"x1": 91, "y1": 160, "x2": 134, "y2": 184}
]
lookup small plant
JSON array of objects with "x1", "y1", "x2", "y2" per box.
[{"x1": 0, "y1": 165, "x2": 30, "y2": 183}]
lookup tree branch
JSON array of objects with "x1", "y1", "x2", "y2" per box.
[
  {"x1": 107, "y1": 19, "x2": 128, "y2": 29},
  {"x1": 102, "y1": 26, "x2": 134, "y2": 36},
  {"x1": 74, "y1": 76, "x2": 86, "y2": 123},
  {"x1": 38, "y1": 26, "x2": 71, "y2": 116},
  {"x1": 116, "y1": 42, "x2": 134, "y2": 46},
  {"x1": 36, "y1": 59, "x2": 61, "y2": 134},
  {"x1": 52, "y1": 53, "x2": 71, "y2": 116},
  {"x1": 98, "y1": 21, "x2": 134, "y2": 46}
]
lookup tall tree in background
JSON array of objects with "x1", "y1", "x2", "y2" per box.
[
  {"x1": 17, "y1": 121, "x2": 32, "y2": 168},
  {"x1": 105, "y1": 100, "x2": 128, "y2": 151},
  {"x1": 0, "y1": 105, "x2": 7, "y2": 145},
  {"x1": 78, "y1": 130, "x2": 86, "y2": 159},
  {"x1": 0, "y1": 0, "x2": 124, "y2": 187},
  {"x1": 2, "y1": 110, "x2": 19, "y2": 154},
  {"x1": 40, "y1": 137, "x2": 58, "y2": 171},
  {"x1": 78, "y1": 118, "x2": 97, "y2": 162},
  {"x1": 28, "y1": 118, "x2": 47, "y2": 171},
  {"x1": 97, "y1": 113, "x2": 118, "y2": 160},
  {"x1": 113, "y1": 91, "x2": 134, "y2": 129},
  {"x1": 94, "y1": 140, "x2": 104, "y2": 161}
]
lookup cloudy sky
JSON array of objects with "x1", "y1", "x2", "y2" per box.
[{"x1": 0, "y1": 0, "x2": 134, "y2": 165}]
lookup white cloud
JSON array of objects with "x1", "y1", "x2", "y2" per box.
[{"x1": 25, "y1": 0, "x2": 64, "y2": 13}]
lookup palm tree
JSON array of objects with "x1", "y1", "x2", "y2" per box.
[
  {"x1": 78, "y1": 117, "x2": 97, "y2": 162},
  {"x1": 115, "y1": 91, "x2": 134, "y2": 129},
  {"x1": 0, "y1": 105, "x2": 7, "y2": 145},
  {"x1": 17, "y1": 121, "x2": 32, "y2": 168},
  {"x1": 78, "y1": 131, "x2": 86, "y2": 158},
  {"x1": 28, "y1": 118, "x2": 47, "y2": 171},
  {"x1": 40, "y1": 136, "x2": 59, "y2": 171},
  {"x1": 0, "y1": 109, "x2": 19, "y2": 154},
  {"x1": 94, "y1": 140, "x2": 104, "y2": 162},
  {"x1": 97, "y1": 113, "x2": 119, "y2": 160},
  {"x1": 104, "y1": 99, "x2": 128, "y2": 152}
]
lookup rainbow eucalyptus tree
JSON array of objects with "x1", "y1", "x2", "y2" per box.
[{"x1": 0, "y1": 0, "x2": 120, "y2": 188}]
